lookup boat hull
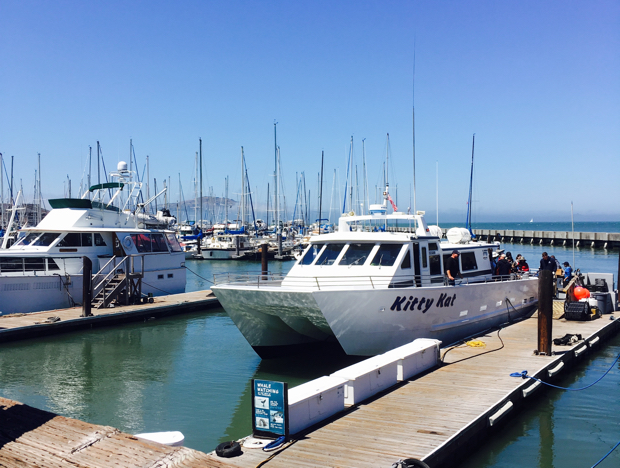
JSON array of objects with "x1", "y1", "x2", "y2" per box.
[{"x1": 213, "y1": 277, "x2": 538, "y2": 357}]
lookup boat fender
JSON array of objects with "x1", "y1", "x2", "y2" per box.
[
  {"x1": 262, "y1": 436, "x2": 286, "y2": 452},
  {"x1": 215, "y1": 440, "x2": 242, "y2": 458}
]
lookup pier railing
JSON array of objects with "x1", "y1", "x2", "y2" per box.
[{"x1": 213, "y1": 271, "x2": 539, "y2": 290}]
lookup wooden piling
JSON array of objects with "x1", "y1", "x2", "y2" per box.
[
  {"x1": 81, "y1": 256, "x2": 92, "y2": 317},
  {"x1": 538, "y1": 270, "x2": 553, "y2": 355},
  {"x1": 261, "y1": 243, "x2": 268, "y2": 279}
]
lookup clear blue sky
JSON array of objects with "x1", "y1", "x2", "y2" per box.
[{"x1": 1, "y1": 0, "x2": 618, "y2": 223}]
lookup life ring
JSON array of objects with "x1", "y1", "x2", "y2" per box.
[
  {"x1": 215, "y1": 441, "x2": 242, "y2": 458},
  {"x1": 123, "y1": 236, "x2": 133, "y2": 248}
]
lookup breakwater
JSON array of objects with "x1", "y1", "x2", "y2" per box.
[{"x1": 471, "y1": 229, "x2": 620, "y2": 249}]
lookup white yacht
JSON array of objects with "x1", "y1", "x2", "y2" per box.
[
  {"x1": 212, "y1": 188, "x2": 538, "y2": 358},
  {"x1": 0, "y1": 162, "x2": 186, "y2": 315}
]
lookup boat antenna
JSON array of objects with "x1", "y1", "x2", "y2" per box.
[
  {"x1": 412, "y1": 45, "x2": 417, "y2": 215},
  {"x1": 318, "y1": 151, "x2": 324, "y2": 235},
  {"x1": 466, "y1": 133, "x2": 476, "y2": 239}
]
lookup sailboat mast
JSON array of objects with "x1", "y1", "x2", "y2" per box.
[
  {"x1": 199, "y1": 138, "x2": 203, "y2": 231},
  {"x1": 241, "y1": 146, "x2": 246, "y2": 227},
  {"x1": 362, "y1": 138, "x2": 368, "y2": 215},
  {"x1": 0, "y1": 152, "x2": 3, "y2": 228},
  {"x1": 349, "y1": 137, "x2": 353, "y2": 213},
  {"x1": 37, "y1": 153, "x2": 41, "y2": 223},
  {"x1": 412, "y1": 51, "x2": 417, "y2": 215},
  {"x1": 97, "y1": 141, "x2": 100, "y2": 186},
  {"x1": 274, "y1": 122, "x2": 278, "y2": 229},
  {"x1": 318, "y1": 151, "x2": 324, "y2": 235},
  {"x1": 466, "y1": 133, "x2": 475, "y2": 234}
]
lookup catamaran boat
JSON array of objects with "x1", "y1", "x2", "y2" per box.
[
  {"x1": 0, "y1": 162, "x2": 186, "y2": 315},
  {"x1": 212, "y1": 187, "x2": 539, "y2": 358}
]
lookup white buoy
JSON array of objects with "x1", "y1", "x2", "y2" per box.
[{"x1": 135, "y1": 431, "x2": 185, "y2": 447}]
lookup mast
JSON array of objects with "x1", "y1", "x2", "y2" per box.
[
  {"x1": 349, "y1": 136, "x2": 353, "y2": 213},
  {"x1": 362, "y1": 138, "x2": 368, "y2": 215},
  {"x1": 37, "y1": 153, "x2": 41, "y2": 223},
  {"x1": 224, "y1": 176, "x2": 229, "y2": 230},
  {"x1": 274, "y1": 122, "x2": 278, "y2": 230},
  {"x1": 412, "y1": 50, "x2": 417, "y2": 214},
  {"x1": 88, "y1": 146, "x2": 92, "y2": 200},
  {"x1": 241, "y1": 146, "x2": 246, "y2": 228},
  {"x1": 0, "y1": 152, "x2": 3, "y2": 228},
  {"x1": 146, "y1": 155, "x2": 150, "y2": 213},
  {"x1": 200, "y1": 138, "x2": 203, "y2": 232},
  {"x1": 97, "y1": 141, "x2": 100, "y2": 186},
  {"x1": 194, "y1": 151, "x2": 198, "y2": 223}
]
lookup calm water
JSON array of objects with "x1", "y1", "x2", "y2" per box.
[{"x1": 0, "y1": 229, "x2": 618, "y2": 465}]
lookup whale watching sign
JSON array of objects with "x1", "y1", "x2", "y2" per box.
[{"x1": 252, "y1": 379, "x2": 289, "y2": 438}]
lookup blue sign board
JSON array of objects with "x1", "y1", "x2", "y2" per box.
[{"x1": 252, "y1": 379, "x2": 288, "y2": 439}]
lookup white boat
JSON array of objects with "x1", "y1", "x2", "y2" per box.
[
  {"x1": 196, "y1": 230, "x2": 254, "y2": 260},
  {"x1": 212, "y1": 187, "x2": 538, "y2": 358},
  {"x1": 0, "y1": 162, "x2": 186, "y2": 315}
]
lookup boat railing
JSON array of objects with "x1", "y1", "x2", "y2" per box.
[
  {"x1": 213, "y1": 270, "x2": 539, "y2": 290},
  {"x1": 92, "y1": 254, "x2": 146, "y2": 298},
  {"x1": 213, "y1": 271, "x2": 286, "y2": 286}
]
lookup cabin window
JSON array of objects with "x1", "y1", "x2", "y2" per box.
[
  {"x1": 58, "y1": 233, "x2": 81, "y2": 247},
  {"x1": 421, "y1": 247, "x2": 428, "y2": 268},
  {"x1": 94, "y1": 233, "x2": 107, "y2": 246},
  {"x1": 151, "y1": 233, "x2": 169, "y2": 252},
  {"x1": 165, "y1": 233, "x2": 183, "y2": 252},
  {"x1": 400, "y1": 249, "x2": 411, "y2": 269},
  {"x1": 20, "y1": 233, "x2": 41, "y2": 245},
  {"x1": 81, "y1": 233, "x2": 93, "y2": 247},
  {"x1": 316, "y1": 243, "x2": 345, "y2": 266},
  {"x1": 300, "y1": 243, "x2": 324, "y2": 265},
  {"x1": 371, "y1": 244, "x2": 404, "y2": 267},
  {"x1": 0, "y1": 257, "x2": 23, "y2": 272},
  {"x1": 47, "y1": 259, "x2": 60, "y2": 271},
  {"x1": 24, "y1": 258, "x2": 46, "y2": 271},
  {"x1": 429, "y1": 253, "x2": 442, "y2": 275},
  {"x1": 461, "y1": 252, "x2": 478, "y2": 271},
  {"x1": 131, "y1": 234, "x2": 151, "y2": 252},
  {"x1": 34, "y1": 233, "x2": 60, "y2": 246},
  {"x1": 339, "y1": 243, "x2": 374, "y2": 266},
  {"x1": 429, "y1": 242, "x2": 438, "y2": 251}
]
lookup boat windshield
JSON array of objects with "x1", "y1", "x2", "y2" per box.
[
  {"x1": 370, "y1": 244, "x2": 405, "y2": 267},
  {"x1": 300, "y1": 243, "x2": 324, "y2": 265},
  {"x1": 32, "y1": 233, "x2": 60, "y2": 247},
  {"x1": 316, "y1": 243, "x2": 345, "y2": 266},
  {"x1": 338, "y1": 243, "x2": 375, "y2": 266},
  {"x1": 16, "y1": 233, "x2": 41, "y2": 246},
  {"x1": 166, "y1": 233, "x2": 183, "y2": 252}
]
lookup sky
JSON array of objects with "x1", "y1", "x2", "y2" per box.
[{"x1": 1, "y1": 0, "x2": 618, "y2": 224}]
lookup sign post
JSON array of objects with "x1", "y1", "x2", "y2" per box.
[{"x1": 252, "y1": 379, "x2": 288, "y2": 439}]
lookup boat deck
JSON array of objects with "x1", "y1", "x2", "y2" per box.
[{"x1": 0, "y1": 290, "x2": 220, "y2": 343}]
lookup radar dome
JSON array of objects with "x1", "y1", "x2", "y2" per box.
[{"x1": 117, "y1": 161, "x2": 128, "y2": 172}]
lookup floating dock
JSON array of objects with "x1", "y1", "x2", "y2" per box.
[
  {"x1": 0, "y1": 307, "x2": 618, "y2": 467},
  {"x1": 0, "y1": 290, "x2": 220, "y2": 343}
]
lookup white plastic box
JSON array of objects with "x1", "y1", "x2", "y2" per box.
[
  {"x1": 331, "y1": 354, "x2": 399, "y2": 405},
  {"x1": 287, "y1": 376, "x2": 347, "y2": 435},
  {"x1": 382, "y1": 338, "x2": 441, "y2": 381}
]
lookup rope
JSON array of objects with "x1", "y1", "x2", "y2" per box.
[
  {"x1": 591, "y1": 439, "x2": 620, "y2": 467},
  {"x1": 254, "y1": 439, "x2": 297, "y2": 468},
  {"x1": 510, "y1": 352, "x2": 620, "y2": 391},
  {"x1": 141, "y1": 281, "x2": 175, "y2": 295},
  {"x1": 183, "y1": 265, "x2": 215, "y2": 285},
  {"x1": 466, "y1": 340, "x2": 486, "y2": 348}
]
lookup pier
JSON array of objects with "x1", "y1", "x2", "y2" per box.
[
  {"x1": 0, "y1": 290, "x2": 220, "y2": 343},
  {"x1": 1, "y1": 305, "x2": 618, "y2": 467},
  {"x1": 471, "y1": 228, "x2": 620, "y2": 249}
]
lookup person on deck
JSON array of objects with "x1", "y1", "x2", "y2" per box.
[
  {"x1": 540, "y1": 252, "x2": 556, "y2": 272},
  {"x1": 496, "y1": 253, "x2": 511, "y2": 277},
  {"x1": 562, "y1": 262, "x2": 573, "y2": 287},
  {"x1": 517, "y1": 256, "x2": 530, "y2": 272},
  {"x1": 446, "y1": 250, "x2": 463, "y2": 286}
]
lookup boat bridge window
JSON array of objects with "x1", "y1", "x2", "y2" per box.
[
  {"x1": 18, "y1": 233, "x2": 41, "y2": 246},
  {"x1": 57, "y1": 233, "x2": 83, "y2": 247},
  {"x1": 371, "y1": 244, "x2": 404, "y2": 267},
  {"x1": 429, "y1": 253, "x2": 442, "y2": 276},
  {"x1": 94, "y1": 233, "x2": 107, "y2": 246},
  {"x1": 300, "y1": 243, "x2": 324, "y2": 265},
  {"x1": 339, "y1": 243, "x2": 374, "y2": 266},
  {"x1": 131, "y1": 233, "x2": 171, "y2": 253},
  {"x1": 400, "y1": 249, "x2": 411, "y2": 269},
  {"x1": 33, "y1": 233, "x2": 60, "y2": 246},
  {"x1": 316, "y1": 243, "x2": 345, "y2": 266},
  {"x1": 165, "y1": 233, "x2": 183, "y2": 252},
  {"x1": 461, "y1": 252, "x2": 478, "y2": 271},
  {"x1": 0, "y1": 257, "x2": 57, "y2": 272},
  {"x1": 152, "y1": 233, "x2": 169, "y2": 252},
  {"x1": 429, "y1": 242, "x2": 439, "y2": 251}
]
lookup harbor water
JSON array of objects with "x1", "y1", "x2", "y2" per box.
[{"x1": 0, "y1": 230, "x2": 618, "y2": 466}]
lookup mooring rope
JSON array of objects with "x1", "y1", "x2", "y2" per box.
[{"x1": 183, "y1": 265, "x2": 215, "y2": 285}]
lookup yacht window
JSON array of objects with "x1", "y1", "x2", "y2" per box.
[
  {"x1": 421, "y1": 247, "x2": 428, "y2": 268},
  {"x1": 58, "y1": 233, "x2": 81, "y2": 247},
  {"x1": 24, "y1": 257, "x2": 46, "y2": 271},
  {"x1": 371, "y1": 244, "x2": 404, "y2": 267},
  {"x1": 400, "y1": 249, "x2": 411, "y2": 269},
  {"x1": 339, "y1": 243, "x2": 374, "y2": 266},
  {"x1": 300, "y1": 243, "x2": 324, "y2": 265},
  {"x1": 94, "y1": 233, "x2": 107, "y2": 246},
  {"x1": 316, "y1": 243, "x2": 345, "y2": 266},
  {"x1": 20, "y1": 233, "x2": 41, "y2": 245},
  {"x1": 165, "y1": 233, "x2": 183, "y2": 252},
  {"x1": 461, "y1": 252, "x2": 478, "y2": 271},
  {"x1": 47, "y1": 259, "x2": 60, "y2": 271},
  {"x1": 429, "y1": 243, "x2": 439, "y2": 251},
  {"x1": 429, "y1": 253, "x2": 442, "y2": 275},
  {"x1": 151, "y1": 233, "x2": 169, "y2": 252},
  {"x1": 32, "y1": 233, "x2": 60, "y2": 246},
  {"x1": 81, "y1": 233, "x2": 93, "y2": 247},
  {"x1": 131, "y1": 234, "x2": 151, "y2": 252},
  {"x1": 0, "y1": 257, "x2": 23, "y2": 272}
]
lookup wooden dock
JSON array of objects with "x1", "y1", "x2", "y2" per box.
[
  {"x1": 0, "y1": 306, "x2": 618, "y2": 467},
  {"x1": 0, "y1": 290, "x2": 220, "y2": 343}
]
